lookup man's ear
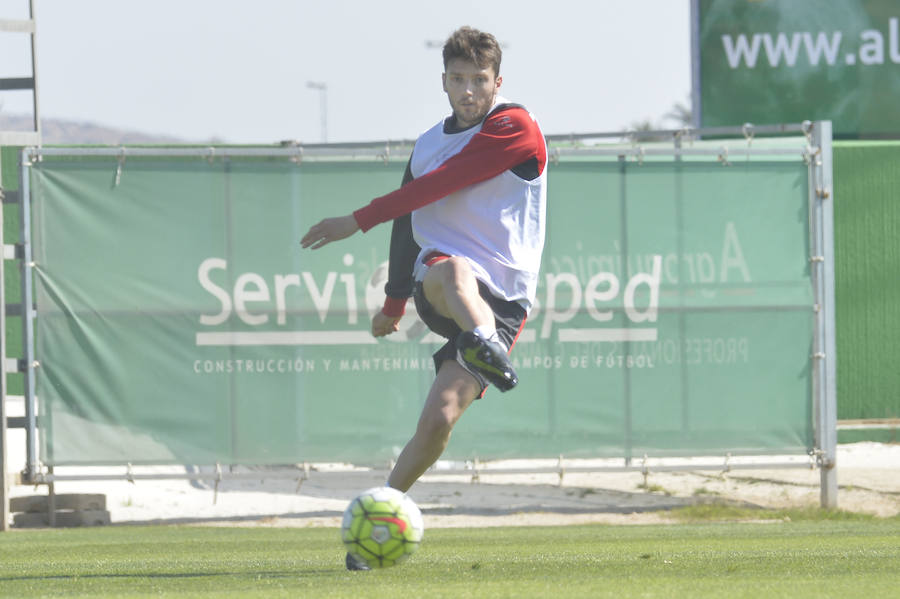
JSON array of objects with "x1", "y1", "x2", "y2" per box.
[{"x1": 442, "y1": 72, "x2": 447, "y2": 93}]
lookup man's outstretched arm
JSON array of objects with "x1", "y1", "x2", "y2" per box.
[
  {"x1": 299, "y1": 214, "x2": 359, "y2": 249},
  {"x1": 300, "y1": 106, "x2": 545, "y2": 249},
  {"x1": 353, "y1": 107, "x2": 545, "y2": 232}
]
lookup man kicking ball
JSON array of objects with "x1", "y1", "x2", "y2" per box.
[{"x1": 300, "y1": 25, "x2": 548, "y2": 570}]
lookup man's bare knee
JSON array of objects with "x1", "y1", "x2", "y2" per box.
[
  {"x1": 422, "y1": 258, "x2": 492, "y2": 331},
  {"x1": 425, "y1": 257, "x2": 476, "y2": 298}
]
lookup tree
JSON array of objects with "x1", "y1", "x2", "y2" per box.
[{"x1": 664, "y1": 97, "x2": 693, "y2": 129}]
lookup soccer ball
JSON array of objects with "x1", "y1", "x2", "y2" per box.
[{"x1": 341, "y1": 486, "x2": 424, "y2": 568}]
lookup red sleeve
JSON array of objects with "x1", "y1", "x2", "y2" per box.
[
  {"x1": 353, "y1": 107, "x2": 546, "y2": 232},
  {"x1": 381, "y1": 296, "x2": 407, "y2": 317}
]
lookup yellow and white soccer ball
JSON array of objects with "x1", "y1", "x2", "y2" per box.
[{"x1": 341, "y1": 486, "x2": 425, "y2": 568}]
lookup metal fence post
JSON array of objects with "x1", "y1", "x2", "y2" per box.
[
  {"x1": 812, "y1": 121, "x2": 838, "y2": 508},
  {"x1": 0, "y1": 150, "x2": 8, "y2": 531},
  {"x1": 19, "y1": 150, "x2": 37, "y2": 483}
]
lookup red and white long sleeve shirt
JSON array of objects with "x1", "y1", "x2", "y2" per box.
[{"x1": 353, "y1": 97, "x2": 548, "y2": 311}]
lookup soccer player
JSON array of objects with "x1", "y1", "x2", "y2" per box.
[{"x1": 300, "y1": 26, "x2": 547, "y2": 567}]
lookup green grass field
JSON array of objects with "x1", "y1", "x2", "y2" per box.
[{"x1": 1, "y1": 512, "x2": 898, "y2": 598}]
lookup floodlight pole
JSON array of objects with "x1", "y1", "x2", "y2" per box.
[
  {"x1": 306, "y1": 81, "x2": 327, "y2": 143},
  {"x1": 690, "y1": 0, "x2": 702, "y2": 130}
]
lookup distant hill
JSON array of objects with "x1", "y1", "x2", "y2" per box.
[{"x1": 0, "y1": 113, "x2": 200, "y2": 145}]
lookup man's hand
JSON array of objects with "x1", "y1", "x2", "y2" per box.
[
  {"x1": 300, "y1": 215, "x2": 360, "y2": 249},
  {"x1": 372, "y1": 311, "x2": 402, "y2": 337}
]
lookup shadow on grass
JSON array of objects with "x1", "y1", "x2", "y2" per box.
[
  {"x1": 100, "y1": 491, "x2": 761, "y2": 528},
  {"x1": 0, "y1": 569, "x2": 330, "y2": 583}
]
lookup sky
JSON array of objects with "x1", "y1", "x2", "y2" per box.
[{"x1": 1, "y1": 0, "x2": 692, "y2": 144}]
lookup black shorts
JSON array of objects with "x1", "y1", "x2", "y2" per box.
[{"x1": 413, "y1": 277, "x2": 527, "y2": 396}]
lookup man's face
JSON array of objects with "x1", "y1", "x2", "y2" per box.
[{"x1": 442, "y1": 58, "x2": 502, "y2": 129}]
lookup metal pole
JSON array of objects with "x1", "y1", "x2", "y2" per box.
[
  {"x1": 617, "y1": 156, "x2": 632, "y2": 464},
  {"x1": 674, "y1": 135, "x2": 691, "y2": 441},
  {"x1": 29, "y1": 0, "x2": 41, "y2": 139},
  {"x1": 20, "y1": 149, "x2": 37, "y2": 482},
  {"x1": 306, "y1": 81, "x2": 327, "y2": 143},
  {"x1": 690, "y1": 0, "x2": 702, "y2": 130},
  {"x1": 0, "y1": 149, "x2": 9, "y2": 531},
  {"x1": 29, "y1": 457, "x2": 817, "y2": 484},
  {"x1": 812, "y1": 121, "x2": 838, "y2": 508},
  {"x1": 320, "y1": 87, "x2": 327, "y2": 143}
]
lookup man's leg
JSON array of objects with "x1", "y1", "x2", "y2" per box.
[
  {"x1": 421, "y1": 256, "x2": 494, "y2": 332},
  {"x1": 421, "y1": 257, "x2": 518, "y2": 391},
  {"x1": 387, "y1": 359, "x2": 481, "y2": 492}
]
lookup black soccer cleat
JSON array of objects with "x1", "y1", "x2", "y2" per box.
[
  {"x1": 345, "y1": 552, "x2": 371, "y2": 571},
  {"x1": 456, "y1": 330, "x2": 518, "y2": 392}
]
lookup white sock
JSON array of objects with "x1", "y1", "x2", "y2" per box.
[{"x1": 473, "y1": 325, "x2": 500, "y2": 345}]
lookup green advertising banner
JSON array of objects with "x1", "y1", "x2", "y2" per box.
[
  {"x1": 695, "y1": 0, "x2": 900, "y2": 137},
  {"x1": 29, "y1": 148, "x2": 816, "y2": 466}
]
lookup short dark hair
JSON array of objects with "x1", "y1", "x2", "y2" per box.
[{"x1": 442, "y1": 27, "x2": 502, "y2": 76}]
